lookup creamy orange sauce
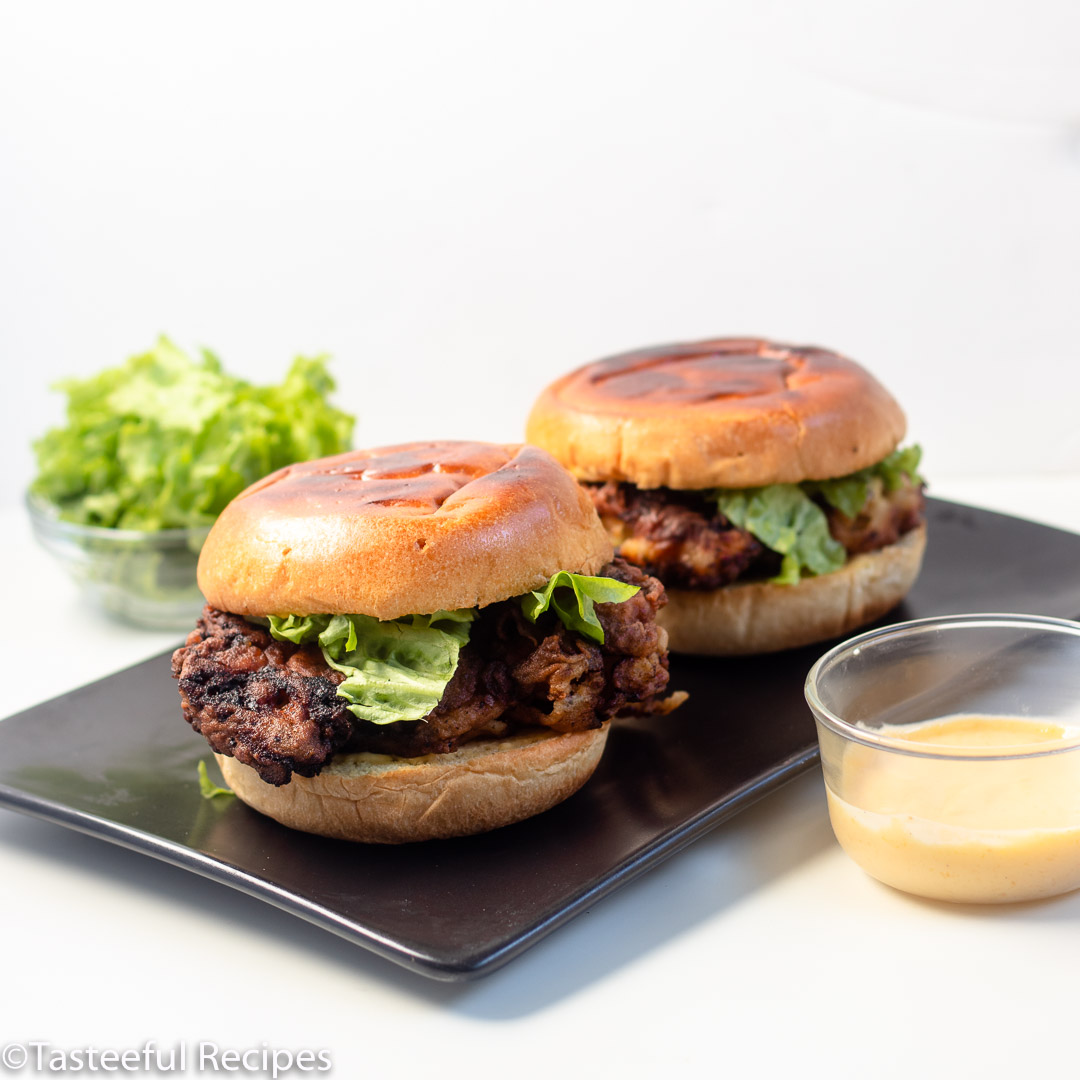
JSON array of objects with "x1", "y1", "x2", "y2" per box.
[{"x1": 826, "y1": 715, "x2": 1080, "y2": 903}]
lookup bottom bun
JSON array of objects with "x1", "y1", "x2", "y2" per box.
[
  {"x1": 658, "y1": 525, "x2": 927, "y2": 656},
  {"x1": 215, "y1": 724, "x2": 609, "y2": 844}
]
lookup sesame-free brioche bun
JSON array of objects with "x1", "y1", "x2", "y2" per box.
[
  {"x1": 198, "y1": 441, "x2": 613, "y2": 619},
  {"x1": 214, "y1": 725, "x2": 610, "y2": 844},
  {"x1": 658, "y1": 526, "x2": 926, "y2": 656},
  {"x1": 526, "y1": 338, "x2": 907, "y2": 490}
]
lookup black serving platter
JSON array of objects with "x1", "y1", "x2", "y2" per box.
[{"x1": 2, "y1": 499, "x2": 1080, "y2": 981}]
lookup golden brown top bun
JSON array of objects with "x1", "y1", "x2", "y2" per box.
[
  {"x1": 198, "y1": 441, "x2": 613, "y2": 618},
  {"x1": 526, "y1": 338, "x2": 907, "y2": 489}
]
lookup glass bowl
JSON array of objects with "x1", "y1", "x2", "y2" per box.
[
  {"x1": 805, "y1": 614, "x2": 1080, "y2": 904},
  {"x1": 27, "y1": 492, "x2": 211, "y2": 630}
]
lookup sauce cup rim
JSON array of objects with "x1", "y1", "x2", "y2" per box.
[{"x1": 805, "y1": 613, "x2": 1080, "y2": 762}]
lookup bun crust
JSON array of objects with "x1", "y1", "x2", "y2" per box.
[
  {"x1": 214, "y1": 725, "x2": 609, "y2": 843},
  {"x1": 198, "y1": 441, "x2": 613, "y2": 618},
  {"x1": 526, "y1": 338, "x2": 907, "y2": 489},
  {"x1": 658, "y1": 526, "x2": 926, "y2": 656}
]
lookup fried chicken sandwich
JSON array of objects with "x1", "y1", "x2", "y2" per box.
[
  {"x1": 172, "y1": 441, "x2": 678, "y2": 842},
  {"x1": 526, "y1": 339, "x2": 926, "y2": 655}
]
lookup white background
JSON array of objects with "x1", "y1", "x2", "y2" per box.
[
  {"x1": 2, "y1": 1, "x2": 1080, "y2": 507},
  {"x1": 2, "y1": 4, "x2": 1080, "y2": 1080}
]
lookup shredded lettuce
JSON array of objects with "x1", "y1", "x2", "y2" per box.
[
  {"x1": 267, "y1": 611, "x2": 476, "y2": 725},
  {"x1": 32, "y1": 336, "x2": 354, "y2": 530},
  {"x1": 197, "y1": 760, "x2": 235, "y2": 800},
  {"x1": 713, "y1": 445, "x2": 923, "y2": 585},
  {"x1": 521, "y1": 572, "x2": 640, "y2": 644}
]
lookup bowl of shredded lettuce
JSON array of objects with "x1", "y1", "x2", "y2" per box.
[{"x1": 28, "y1": 337, "x2": 355, "y2": 629}]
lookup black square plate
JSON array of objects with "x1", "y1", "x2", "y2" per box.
[{"x1": 2, "y1": 499, "x2": 1079, "y2": 980}]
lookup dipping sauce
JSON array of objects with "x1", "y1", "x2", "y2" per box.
[{"x1": 825, "y1": 715, "x2": 1080, "y2": 903}]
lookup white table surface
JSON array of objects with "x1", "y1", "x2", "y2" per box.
[{"x1": 2, "y1": 475, "x2": 1079, "y2": 1080}]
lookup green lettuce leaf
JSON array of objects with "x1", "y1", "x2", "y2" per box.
[
  {"x1": 804, "y1": 444, "x2": 923, "y2": 518},
  {"x1": 197, "y1": 760, "x2": 235, "y2": 800},
  {"x1": 715, "y1": 486, "x2": 847, "y2": 585},
  {"x1": 31, "y1": 337, "x2": 354, "y2": 530},
  {"x1": 521, "y1": 572, "x2": 640, "y2": 644},
  {"x1": 264, "y1": 576, "x2": 635, "y2": 727},
  {"x1": 713, "y1": 445, "x2": 924, "y2": 585},
  {"x1": 801, "y1": 473, "x2": 870, "y2": 520},
  {"x1": 267, "y1": 610, "x2": 476, "y2": 725},
  {"x1": 875, "y1": 444, "x2": 923, "y2": 493},
  {"x1": 264, "y1": 613, "x2": 326, "y2": 645}
]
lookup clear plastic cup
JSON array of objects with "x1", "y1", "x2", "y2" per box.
[
  {"x1": 27, "y1": 492, "x2": 210, "y2": 630},
  {"x1": 805, "y1": 614, "x2": 1080, "y2": 903}
]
